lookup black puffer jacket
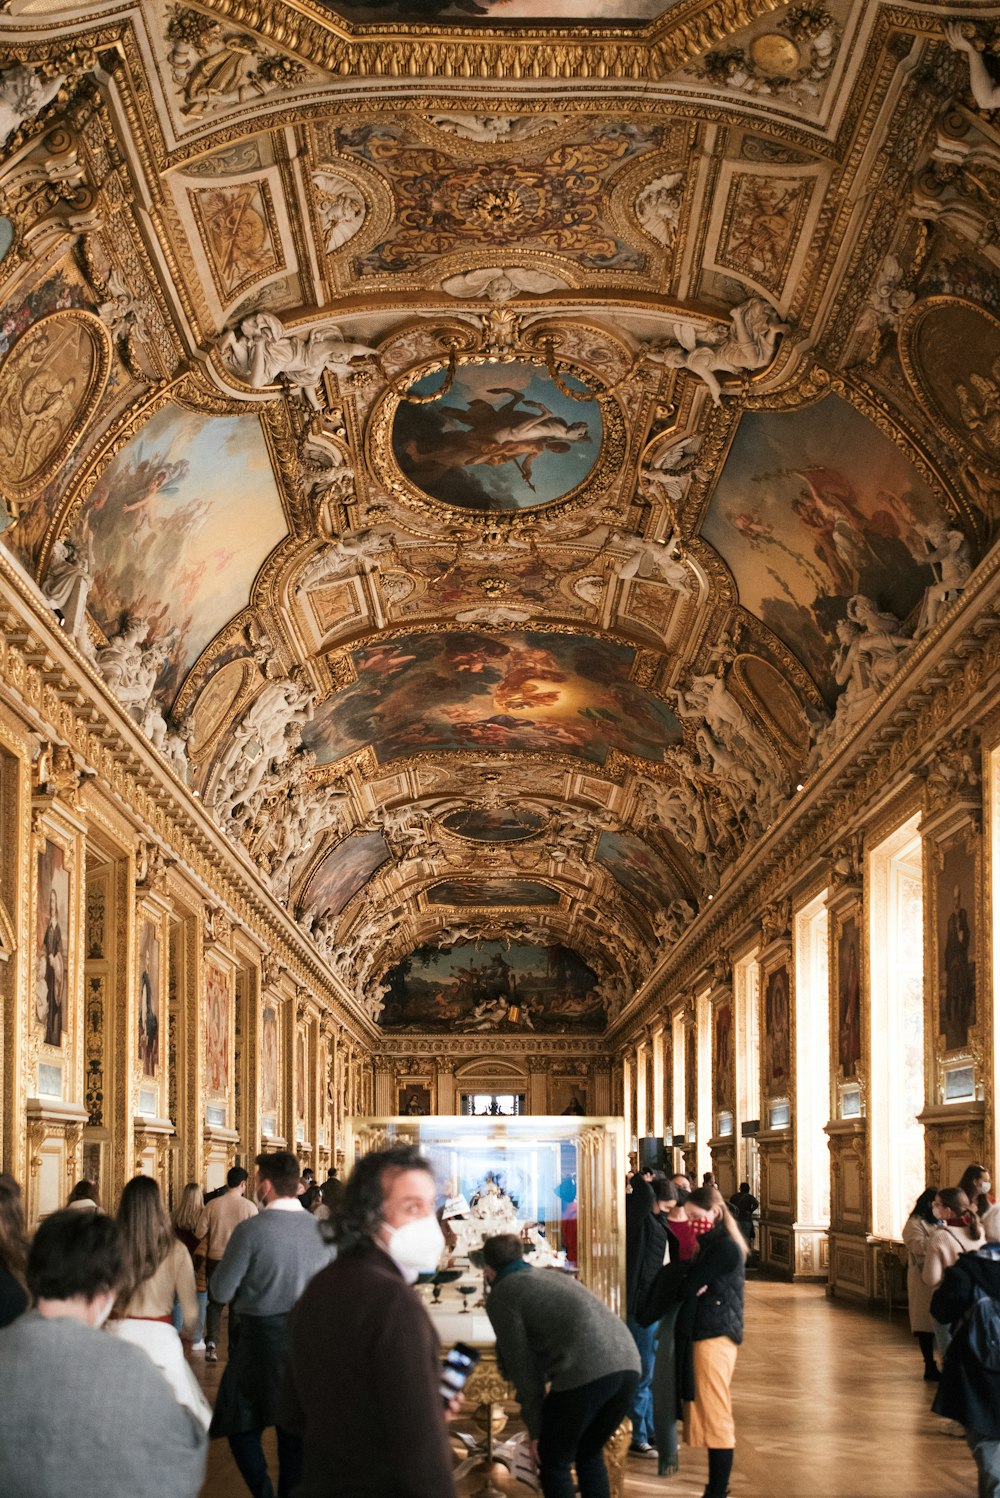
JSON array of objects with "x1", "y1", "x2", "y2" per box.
[
  {"x1": 931, "y1": 1245, "x2": 1000, "y2": 1439},
  {"x1": 680, "y1": 1224, "x2": 745, "y2": 1345}
]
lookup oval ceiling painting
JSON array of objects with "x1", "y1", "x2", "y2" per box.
[
  {"x1": 390, "y1": 359, "x2": 602, "y2": 512},
  {"x1": 428, "y1": 879, "x2": 559, "y2": 907},
  {"x1": 441, "y1": 807, "x2": 544, "y2": 842}
]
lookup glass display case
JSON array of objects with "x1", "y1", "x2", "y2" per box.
[{"x1": 346, "y1": 1114, "x2": 626, "y2": 1345}]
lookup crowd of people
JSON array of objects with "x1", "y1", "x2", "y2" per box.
[
  {"x1": 902, "y1": 1162, "x2": 1000, "y2": 1495},
  {"x1": 4, "y1": 1147, "x2": 999, "y2": 1498}
]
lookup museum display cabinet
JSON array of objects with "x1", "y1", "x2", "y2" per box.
[{"x1": 347, "y1": 1113, "x2": 627, "y2": 1335}]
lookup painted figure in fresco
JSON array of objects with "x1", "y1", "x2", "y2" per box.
[
  {"x1": 42, "y1": 887, "x2": 64, "y2": 1048},
  {"x1": 406, "y1": 388, "x2": 591, "y2": 494},
  {"x1": 139, "y1": 967, "x2": 158, "y2": 1078},
  {"x1": 838, "y1": 925, "x2": 861, "y2": 1077},
  {"x1": 943, "y1": 883, "x2": 974, "y2": 1051}
]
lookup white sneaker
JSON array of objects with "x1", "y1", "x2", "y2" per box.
[{"x1": 191, "y1": 1340, "x2": 206, "y2": 1353}]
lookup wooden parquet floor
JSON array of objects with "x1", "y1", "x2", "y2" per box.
[{"x1": 195, "y1": 1279, "x2": 978, "y2": 1498}]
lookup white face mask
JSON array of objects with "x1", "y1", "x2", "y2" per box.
[{"x1": 383, "y1": 1213, "x2": 445, "y2": 1283}]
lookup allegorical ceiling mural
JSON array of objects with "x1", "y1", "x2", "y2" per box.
[{"x1": 0, "y1": 0, "x2": 994, "y2": 1035}]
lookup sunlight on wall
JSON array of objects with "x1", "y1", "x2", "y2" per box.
[
  {"x1": 735, "y1": 948, "x2": 761, "y2": 1193},
  {"x1": 672, "y1": 1009, "x2": 686, "y2": 1173},
  {"x1": 869, "y1": 813, "x2": 924, "y2": 1240},
  {"x1": 696, "y1": 986, "x2": 712, "y2": 1182},
  {"x1": 794, "y1": 891, "x2": 831, "y2": 1230}
]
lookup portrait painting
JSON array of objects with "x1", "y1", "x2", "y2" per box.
[
  {"x1": 298, "y1": 832, "x2": 390, "y2": 919},
  {"x1": 380, "y1": 940, "x2": 603, "y2": 1033},
  {"x1": 261, "y1": 1004, "x2": 278, "y2": 1115},
  {"x1": 702, "y1": 393, "x2": 953, "y2": 703},
  {"x1": 764, "y1": 965, "x2": 790, "y2": 1096},
  {"x1": 296, "y1": 1030, "x2": 306, "y2": 1122},
  {"x1": 204, "y1": 961, "x2": 230, "y2": 1097},
  {"x1": 428, "y1": 878, "x2": 559, "y2": 907},
  {"x1": 399, "y1": 1083, "x2": 431, "y2": 1116},
  {"x1": 302, "y1": 631, "x2": 682, "y2": 768},
  {"x1": 391, "y1": 361, "x2": 602, "y2": 512},
  {"x1": 937, "y1": 838, "x2": 977, "y2": 1053},
  {"x1": 595, "y1": 830, "x2": 675, "y2": 913},
  {"x1": 79, "y1": 403, "x2": 287, "y2": 708},
  {"x1": 836, "y1": 915, "x2": 861, "y2": 1078},
  {"x1": 441, "y1": 807, "x2": 543, "y2": 841},
  {"x1": 713, "y1": 1000, "x2": 733, "y2": 1115},
  {"x1": 36, "y1": 840, "x2": 69, "y2": 1049},
  {"x1": 138, "y1": 918, "x2": 160, "y2": 1080}
]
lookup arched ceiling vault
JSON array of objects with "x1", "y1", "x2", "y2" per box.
[{"x1": 1, "y1": 0, "x2": 996, "y2": 1036}]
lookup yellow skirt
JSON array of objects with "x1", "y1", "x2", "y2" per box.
[{"x1": 683, "y1": 1336, "x2": 738, "y2": 1449}]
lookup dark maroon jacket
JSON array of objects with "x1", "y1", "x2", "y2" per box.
[{"x1": 282, "y1": 1240, "x2": 457, "y2": 1498}]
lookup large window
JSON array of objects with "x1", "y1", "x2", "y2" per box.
[
  {"x1": 734, "y1": 949, "x2": 761, "y2": 1194},
  {"x1": 869, "y1": 813, "x2": 924, "y2": 1240},
  {"x1": 794, "y1": 892, "x2": 831, "y2": 1231},
  {"x1": 696, "y1": 986, "x2": 712, "y2": 1181},
  {"x1": 460, "y1": 1093, "x2": 525, "y2": 1116}
]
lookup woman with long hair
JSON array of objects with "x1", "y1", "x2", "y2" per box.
[
  {"x1": 110, "y1": 1175, "x2": 210, "y2": 1430},
  {"x1": 0, "y1": 1174, "x2": 28, "y2": 1328},
  {"x1": 902, "y1": 1187, "x2": 940, "y2": 1380},
  {"x1": 923, "y1": 1186, "x2": 984, "y2": 1359},
  {"x1": 171, "y1": 1182, "x2": 207, "y2": 1349},
  {"x1": 958, "y1": 1163, "x2": 993, "y2": 1222}
]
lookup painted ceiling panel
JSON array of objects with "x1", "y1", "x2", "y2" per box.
[
  {"x1": 302, "y1": 632, "x2": 683, "y2": 766},
  {"x1": 80, "y1": 404, "x2": 287, "y2": 707}
]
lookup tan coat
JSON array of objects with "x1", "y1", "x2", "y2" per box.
[{"x1": 902, "y1": 1215, "x2": 934, "y2": 1333}]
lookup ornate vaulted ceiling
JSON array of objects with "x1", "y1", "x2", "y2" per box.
[{"x1": 0, "y1": 0, "x2": 996, "y2": 1036}]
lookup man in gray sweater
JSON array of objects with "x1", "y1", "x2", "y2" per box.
[
  {"x1": 482, "y1": 1233, "x2": 640, "y2": 1498},
  {"x1": 209, "y1": 1150, "x2": 333, "y2": 1498},
  {"x1": 0, "y1": 1210, "x2": 206, "y2": 1498}
]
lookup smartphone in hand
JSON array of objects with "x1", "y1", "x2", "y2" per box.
[{"x1": 440, "y1": 1341, "x2": 480, "y2": 1406}]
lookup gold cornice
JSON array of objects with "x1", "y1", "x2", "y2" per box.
[
  {"x1": 611, "y1": 538, "x2": 1000, "y2": 1042},
  {"x1": 196, "y1": 0, "x2": 791, "y2": 78},
  {"x1": 0, "y1": 548, "x2": 379, "y2": 1047}
]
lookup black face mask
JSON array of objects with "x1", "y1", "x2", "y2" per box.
[{"x1": 673, "y1": 1188, "x2": 690, "y2": 1207}]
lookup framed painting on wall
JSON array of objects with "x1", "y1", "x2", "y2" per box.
[
  {"x1": 36, "y1": 839, "x2": 70, "y2": 1050},
  {"x1": 138, "y1": 918, "x2": 161, "y2": 1080},
  {"x1": 204, "y1": 961, "x2": 230, "y2": 1099},
  {"x1": 933, "y1": 825, "x2": 979, "y2": 1056},
  {"x1": 834, "y1": 913, "x2": 862, "y2": 1080},
  {"x1": 763, "y1": 964, "x2": 790, "y2": 1099}
]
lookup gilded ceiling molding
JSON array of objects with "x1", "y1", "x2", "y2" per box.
[
  {"x1": 196, "y1": 0, "x2": 792, "y2": 81},
  {"x1": 611, "y1": 541, "x2": 1000, "y2": 1040},
  {"x1": 0, "y1": 552, "x2": 380, "y2": 1041}
]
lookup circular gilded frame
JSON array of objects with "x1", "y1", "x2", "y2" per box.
[
  {"x1": 365, "y1": 348, "x2": 628, "y2": 523},
  {"x1": 898, "y1": 295, "x2": 1000, "y2": 476},
  {"x1": 0, "y1": 309, "x2": 111, "y2": 498}
]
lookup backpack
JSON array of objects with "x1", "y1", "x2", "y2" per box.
[{"x1": 962, "y1": 1284, "x2": 1000, "y2": 1372}]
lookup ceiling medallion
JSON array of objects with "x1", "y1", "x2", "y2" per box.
[{"x1": 367, "y1": 315, "x2": 631, "y2": 521}]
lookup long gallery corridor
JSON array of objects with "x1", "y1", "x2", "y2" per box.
[{"x1": 196, "y1": 1281, "x2": 978, "y2": 1498}]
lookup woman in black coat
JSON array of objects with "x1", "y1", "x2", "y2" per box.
[
  {"x1": 931, "y1": 1202, "x2": 1000, "y2": 1497},
  {"x1": 641, "y1": 1185, "x2": 747, "y2": 1498}
]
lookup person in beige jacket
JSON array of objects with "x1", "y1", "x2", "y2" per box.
[
  {"x1": 902, "y1": 1187, "x2": 939, "y2": 1380},
  {"x1": 196, "y1": 1165, "x2": 257, "y2": 1362}
]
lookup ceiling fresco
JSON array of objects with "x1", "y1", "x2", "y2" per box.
[
  {"x1": 0, "y1": 0, "x2": 991, "y2": 1033},
  {"x1": 379, "y1": 941, "x2": 603, "y2": 1033},
  {"x1": 426, "y1": 878, "x2": 560, "y2": 905},
  {"x1": 391, "y1": 361, "x2": 602, "y2": 512},
  {"x1": 300, "y1": 632, "x2": 683, "y2": 767}
]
